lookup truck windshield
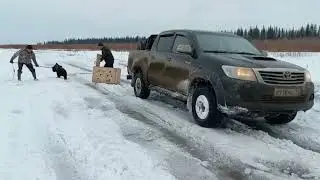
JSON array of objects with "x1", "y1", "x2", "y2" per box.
[{"x1": 196, "y1": 34, "x2": 262, "y2": 55}]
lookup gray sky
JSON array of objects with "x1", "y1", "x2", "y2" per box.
[{"x1": 0, "y1": 0, "x2": 319, "y2": 44}]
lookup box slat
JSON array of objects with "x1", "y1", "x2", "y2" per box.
[{"x1": 92, "y1": 66, "x2": 121, "y2": 84}]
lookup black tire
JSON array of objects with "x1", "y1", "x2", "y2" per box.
[
  {"x1": 191, "y1": 86, "x2": 222, "y2": 128},
  {"x1": 265, "y1": 112, "x2": 297, "y2": 125},
  {"x1": 133, "y1": 71, "x2": 150, "y2": 99}
]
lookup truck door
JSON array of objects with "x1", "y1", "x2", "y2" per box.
[
  {"x1": 147, "y1": 33, "x2": 175, "y2": 87},
  {"x1": 162, "y1": 34, "x2": 193, "y2": 95}
]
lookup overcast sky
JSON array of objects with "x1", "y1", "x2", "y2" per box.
[{"x1": 0, "y1": 0, "x2": 319, "y2": 44}]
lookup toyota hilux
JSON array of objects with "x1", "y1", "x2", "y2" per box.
[{"x1": 126, "y1": 29, "x2": 314, "y2": 127}]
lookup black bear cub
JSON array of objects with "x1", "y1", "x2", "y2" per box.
[{"x1": 52, "y1": 63, "x2": 67, "y2": 80}]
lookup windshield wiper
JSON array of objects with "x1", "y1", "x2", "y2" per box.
[
  {"x1": 231, "y1": 51, "x2": 258, "y2": 55},
  {"x1": 203, "y1": 50, "x2": 231, "y2": 53},
  {"x1": 203, "y1": 50, "x2": 257, "y2": 55}
]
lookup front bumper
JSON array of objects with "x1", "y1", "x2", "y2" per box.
[
  {"x1": 127, "y1": 75, "x2": 132, "y2": 80},
  {"x1": 218, "y1": 78, "x2": 314, "y2": 114}
]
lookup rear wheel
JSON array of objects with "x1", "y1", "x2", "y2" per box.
[
  {"x1": 265, "y1": 111, "x2": 297, "y2": 125},
  {"x1": 133, "y1": 71, "x2": 150, "y2": 99},
  {"x1": 191, "y1": 86, "x2": 222, "y2": 128}
]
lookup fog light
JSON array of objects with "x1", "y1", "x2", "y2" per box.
[{"x1": 309, "y1": 93, "x2": 314, "y2": 100}]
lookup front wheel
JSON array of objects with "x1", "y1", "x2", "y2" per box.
[
  {"x1": 191, "y1": 86, "x2": 222, "y2": 128},
  {"x1": 265, "y1": 112, "x2": 297, "y2": 125},
  {"x1": 133, "y1": 72, "x2": 150, "y2": 99}
]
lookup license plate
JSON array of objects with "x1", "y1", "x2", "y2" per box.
[{"x1": 273, "y1": 88, "x2": 301, "y2": 97}]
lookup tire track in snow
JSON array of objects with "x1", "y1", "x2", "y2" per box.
[
  {"x1": 71, "y1": 74, "x2": 303, "y2": 180},
  {"x1": 233, "y1": 120, "x2": 320, "y2": 154},
  {"x1": 77, "y1": 78, "x2": 230, "y2": 180},
  {"x1": 43, "y1": 103, "x2": 90, "y2": 180},
  {"x1": 219, "y1": 120, "x2": 320, "y2": 179},
  {"x1": 65, "y1": 62, "x2": 320, "y2": 179},
  {"x1": 151, "y1": 91, "x2": 320, "y2": 157},
  {"x1": 45, "y1": 130, "x2": 88, "y2": 180},
  {"x1": 148, "y1": 95, "x2": 320, "y2": 179},
  {"x1": 82, "y1": 96, "x2": 220, "y2": 180},
  {"x1": 132, "y1": 77, "x2": 320, "y2": 156}
]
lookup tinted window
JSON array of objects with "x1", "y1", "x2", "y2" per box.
[
  {"x1": 172, "y1": 35, "x2": 190, "y2": 53},
  {"x1": 157, "y1": 34, "x2": 175, "y2": 52},
  {"x1": 196, "y1": 34, "x2": 261, "y2": 55}
]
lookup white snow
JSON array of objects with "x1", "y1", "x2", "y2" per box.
[
  {"x1": 0, "y1": 49, "x2": 177, "y2": 180},
  {"x1": 1, "y1": 48, "x2": 320, "y2": 179}
]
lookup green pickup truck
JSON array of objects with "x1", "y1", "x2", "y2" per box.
[{"x1": 126, "y1": 29, "x2": 314, "y2": 128}]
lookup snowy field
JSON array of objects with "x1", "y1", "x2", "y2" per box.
[{"x1": 0, "y1": 48, "x2": 320, "y2": 180}]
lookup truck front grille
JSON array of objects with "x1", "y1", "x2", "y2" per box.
[
  {"x1": 261, "y1": 95, "x2": 306, "y2": 103},
  {"x1": 258, "y1": 71, "x2": 305, "y2": 85}
]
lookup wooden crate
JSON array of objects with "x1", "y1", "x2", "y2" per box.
[{"x1": 92, "y1": 66, "x2": 121, "y2": 84}]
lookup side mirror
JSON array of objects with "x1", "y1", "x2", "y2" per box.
[
  {"x1": 176, "y1": 44, "x2": 193, "y2": 55},
  {"x1": 260, "y1": 50, "x2": 268, "y2": 56}
]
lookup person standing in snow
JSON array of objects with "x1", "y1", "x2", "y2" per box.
[
  {"x1": 9, "y1": 45, "x2": 39, "y2": 81},
  {"x1": 97, "y1": 42, "x2": 114, "y2": 68}
]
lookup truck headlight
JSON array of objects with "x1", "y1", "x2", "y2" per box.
[
  {"x1": 305, "y1": 70, "x2": 312, "y2": 82},
  {"x1": 222, "y1": 65, "x2": 257, "y2": 81}
]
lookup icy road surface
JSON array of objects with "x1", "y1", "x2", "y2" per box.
[{"x1": 0, "y1": 49, "x2": 320, "y2": 180}]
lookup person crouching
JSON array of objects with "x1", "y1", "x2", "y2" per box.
[{"x1": 97, "y1": 42, "x2": 114, "y2": 68}]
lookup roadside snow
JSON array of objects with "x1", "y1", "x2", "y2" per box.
[{"x1": 0, "y1": 49, "x2": 176, "y2": 179}]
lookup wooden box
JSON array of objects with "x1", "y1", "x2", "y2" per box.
[{"x1": 92, "y1": 66, "x2": 121, "y2": 84}]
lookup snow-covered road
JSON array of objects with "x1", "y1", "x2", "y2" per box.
[{"x1": 1, "y1": 49, "x2": 320, "y2": 180}]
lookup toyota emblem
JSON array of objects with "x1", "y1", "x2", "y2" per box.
[{"x1": 283, "y1": 71, "x2": 292, "y2": 79}]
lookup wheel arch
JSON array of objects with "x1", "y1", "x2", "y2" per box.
[
  {"x1": 132, "y1": 65, "x2": 142, "y2": 73},
  {"x1": 131, "y1": 60, "x2": 149, "y2": 87},
  {"x1": 188, "y1": 77, "x2": 224, "y2": 128},
  {"x1": 188, "y1": 75, "x2": 226, "y2": 106},
  {"x1": 189, "y1": 77, "x2": 216, "y2": 97}
]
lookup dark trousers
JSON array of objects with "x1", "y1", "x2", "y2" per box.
[
  {"x1": 17, "y1": 63, "x2": 36, "y2": 80},
  {"x1": 104, "y1": 61, "x2": 114, "y2": 68}
]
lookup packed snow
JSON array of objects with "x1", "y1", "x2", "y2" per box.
[{"x1": 0, "y1": 48, "x2": 320, "y2": 180}]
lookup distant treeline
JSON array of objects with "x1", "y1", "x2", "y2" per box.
[
  {"x1": 233, "y1": 23, "x2": 320, "y2": 40},
  {"x1": 45, "y1": 36, "x2": 146, "y2": 45},
  {"x1": 44, "y1": 23, "x2": 320, "y2": 44}
]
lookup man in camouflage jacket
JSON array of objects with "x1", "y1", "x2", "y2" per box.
[{"x1": 10, "y1": 45, "x2": 39, "y2": 81}]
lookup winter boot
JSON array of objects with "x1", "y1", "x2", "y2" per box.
[
  {"x1": 17, "y1": 71, "x2": 22, "y2": 81},
  {"x1": 32, "y1": 71, "x2": 38, "y2": 80}
]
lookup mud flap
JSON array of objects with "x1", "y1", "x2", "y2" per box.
[{"x1": 186, "y1": 89, "x2": 194, "y2": 114}]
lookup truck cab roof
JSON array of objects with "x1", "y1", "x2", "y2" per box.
[{"x1": 159, "y1": 29, "x2": 240, "y2": 37}]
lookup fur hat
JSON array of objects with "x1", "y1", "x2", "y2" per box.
[{"x1": 26, "y1": 45, "x2": 33, "y2": 49}]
